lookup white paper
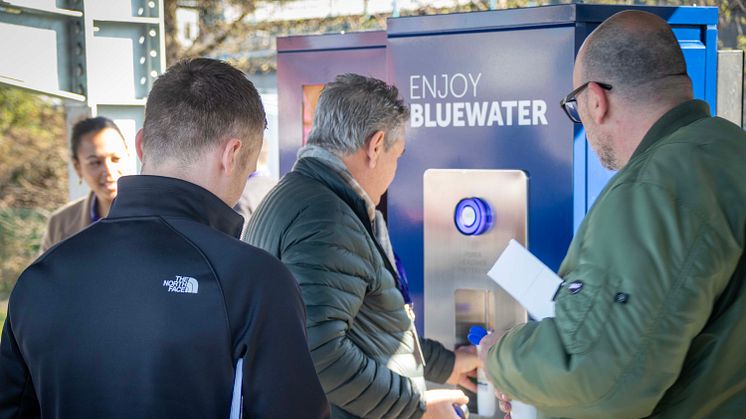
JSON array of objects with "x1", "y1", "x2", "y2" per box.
[{"x1": 487, "y1": 239, "x2": 562, "y2": 320}]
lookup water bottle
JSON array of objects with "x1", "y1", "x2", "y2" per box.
[
  {"x1": 467, "y1": 326, "x2": 496, "y2": 417},
  {"x1": 467, "y1": 325, "x2": 536, "y2": 419}
]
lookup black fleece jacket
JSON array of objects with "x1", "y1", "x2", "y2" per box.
[{"x1": 0, "y1": 175, "x2": 329, "y2": 419}]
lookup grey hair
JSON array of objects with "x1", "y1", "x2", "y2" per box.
[
  {"x1": 307, "y1": 74, "x2": 409, "y2": 155},
  {"x1": 582, "y1": 11, "x2": 691, "y2": 103}
]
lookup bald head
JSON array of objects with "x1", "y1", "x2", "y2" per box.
[{"x1": 578, "y1": 11, "x2": 692, "y2": 104}]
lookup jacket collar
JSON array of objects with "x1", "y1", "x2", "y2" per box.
[
  {"x1": 630, "y1": 99, "x2": 711, "y2": 161},
  {"x1": 296, "y1": 145, "x2": 377, "y2": 222},
  {"x1": 293, "y1": 157, "x2": 402, "y2": 281},
  {"x1": 109, "y1": 175, "x2": 244, "y2": 238},
  {"x1": 293, "y1": 157, "x2": 373, "y2": 231}
]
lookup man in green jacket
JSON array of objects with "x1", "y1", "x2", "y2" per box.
[
  {"x1": 481, "y1": 11, "x2": 746, "y2": 419},
  {"x1": 246, "y1": 74, "x2": 479, "y2": 418}
]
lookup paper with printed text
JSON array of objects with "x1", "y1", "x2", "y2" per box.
[{"x1": 488, "y1": 239, "x2": 562, "y2": 321}]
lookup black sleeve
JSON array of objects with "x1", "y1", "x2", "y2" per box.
[
  {"x1": 0, "y1": 311, "x2": 40, "y2": 419},
  {"x1": 420, "y1": 337, "x2": 455, "y2": 384},
  {"x1": 240, "y1": 261, "x2": 330, "y2": 419}
]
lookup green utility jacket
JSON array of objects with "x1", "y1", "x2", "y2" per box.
[
  {"x1": 487, "y1": 100, "x2": 746, "y2": 418},
  {"x1": 246, "y1": 157, "x2": 455, "y2": 419}
]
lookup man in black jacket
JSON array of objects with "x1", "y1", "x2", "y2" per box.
[{"x1": 0, "y1": 58, "x2": 329, "y2": 419}]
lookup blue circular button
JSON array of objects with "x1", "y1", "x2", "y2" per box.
[{"x1": 454, "y1": 197, "x2": 493, "y2": 236}]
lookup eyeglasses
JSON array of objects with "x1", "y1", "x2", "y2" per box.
[{"x1": 560, "y1": 81, "x2": 613, "y2": 123}]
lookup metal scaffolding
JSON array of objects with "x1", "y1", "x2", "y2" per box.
[{"x1": 0, "y1": 0, "x2": 165, "y2": 199}]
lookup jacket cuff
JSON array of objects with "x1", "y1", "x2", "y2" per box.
[{"x1": 420, "y1": 338, "x2": 456, "y2": 384}]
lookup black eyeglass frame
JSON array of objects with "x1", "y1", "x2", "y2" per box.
[{"x1": 560, "y1": 81, "x2": 613, "y2": 123}]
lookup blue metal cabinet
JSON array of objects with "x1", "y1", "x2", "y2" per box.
[{"x1": 385, "y1": 4, "x2": 718, "y2": 329}]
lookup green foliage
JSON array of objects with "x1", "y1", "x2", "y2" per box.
[
  {"x1": 0, "y1": 87, "x2": 67, "y2": 302},
  {"x1": 0, "y1": 208, "x2": 47, "y2": 295}
]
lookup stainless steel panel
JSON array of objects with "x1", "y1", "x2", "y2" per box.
[
  {"x1": 424, "y1": 168, "x2": 528, "y2": 350},
  {"x1": 455, "y1": 289, "x2": 495, "y2": 348},
  {"x1": 424, "y1": 169, "x2": 528, "y2": 418}
]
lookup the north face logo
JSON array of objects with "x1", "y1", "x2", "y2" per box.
[{"x1": 163, "y1": 275, "x2": 199, "y2": 294}]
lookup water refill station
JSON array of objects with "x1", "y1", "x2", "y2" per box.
[
  {"x1": 277, "y1": 4, "x2": 718, "y2": 416},
  {"x1": 387, "y1": 3, "x2": 717, "y2": 348}
]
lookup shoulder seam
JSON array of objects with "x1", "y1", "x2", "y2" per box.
[{"x1": 158, "y1": 217, "x2": 235, "y2": 352}]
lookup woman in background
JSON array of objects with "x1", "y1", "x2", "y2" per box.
[{"x1": 40, "y1": 117, "x2": 130, "y2": 252}]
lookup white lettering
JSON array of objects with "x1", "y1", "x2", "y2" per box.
[
  {"x1": 163, "y1": 275, "x2": 198, "y2": 294},
  {"x1": 437, "y1": 74, "x2": 449, "y2": 99},
  {"x1": 533, "y1": 100, "x2": 548, "y2": 125},
  {"x1": 410, "y1": 75, "x2": 421, "y2": 100},
  {"x1": 422, "y1": 75, "x2": 437, "y2": 99},
  {"x1": 408, "y1": 73, "x2": 483, "y2": 99},
  {"x1": 487, "y1": 102, "x2": 504, "y2": 126},
  {"x1": 452, "y1": 102, "x2": 465, "y2": 127},
  {"x1": 466, "y1": 102, "x2": 488, "y2": 126},
  {"x1": 424, "y1": 103, "x2": 437, "y2": 127},
  {"x1": 518, "y1": 100, "x2": 531, "y2": 126},
  {"x1": 468, "y1": 73, "x2": 482, "y2": 97},
  {"x1": 436, "y1": 103, "x2": 451, "y2": 127},
  {"x1": 406, "y1": 72, "x2": 548, "y2": 129},
  {"x1": 450, "y1": 73, "x2": 469, "y2": 98},
  {"x1": 411, "y1": 103, "x2": 424, "y2": 127},
  {"x1": 502, "y1": 101, "x2": 517, "y2": 125}
]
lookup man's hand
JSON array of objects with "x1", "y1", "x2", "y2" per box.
[
  {"x1": 422, "y1": 389, "x2": 469, "y2": 419},
  {"x1": 497, "y1": 389, "x2": 513, "y2": 419},
  {"x1": 446, "y1": 346, "x2": 479, "y2": 393}
]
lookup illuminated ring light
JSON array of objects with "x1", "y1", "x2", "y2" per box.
[{"x1": 454, "y1": 197, "x2": 493, "y2": 236}]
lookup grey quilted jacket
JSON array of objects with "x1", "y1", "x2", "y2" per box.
[{"x1": 245, "y1": 157, "x2": 455, "y2": 418}]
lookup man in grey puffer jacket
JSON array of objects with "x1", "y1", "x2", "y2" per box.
[{"x1": 245, "y1": 74, "x2": 479, "y2": 418}]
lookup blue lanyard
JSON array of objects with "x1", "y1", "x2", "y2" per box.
[
  {"x1": 89, "y1": 195, "x2": 101, "y2": 223},
  {"x1": 394, "y1": 253, "x2": 412, "y2": 305}
]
